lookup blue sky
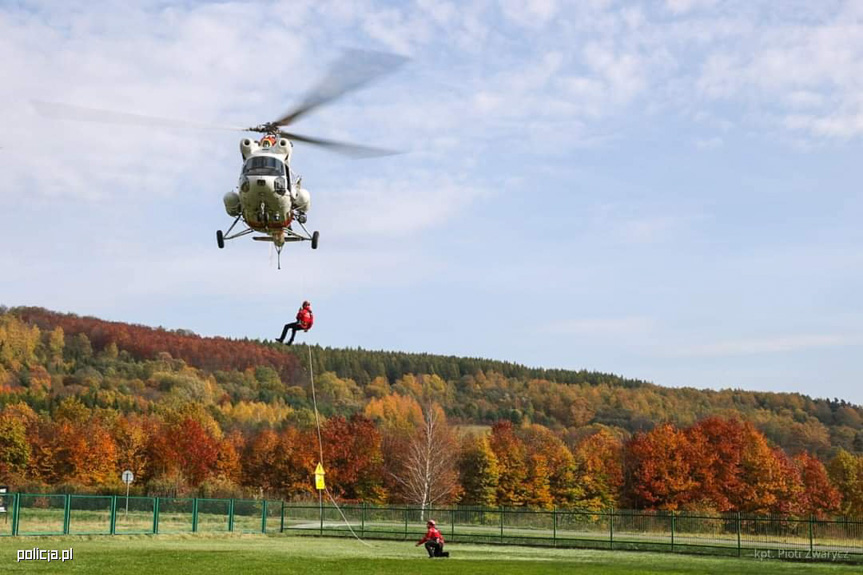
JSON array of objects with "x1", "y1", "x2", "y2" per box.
[{"x1": 1, "y1": 0, "x2": 862, "y2": 402}]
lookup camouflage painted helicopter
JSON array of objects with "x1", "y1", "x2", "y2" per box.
[{"x1": 32, "y1": 50, "x2": 406, "y2": 268}]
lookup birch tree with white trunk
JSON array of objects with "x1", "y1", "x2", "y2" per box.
[{"x1": 390, "y1": 403, "x2": 459, "y2": 519}]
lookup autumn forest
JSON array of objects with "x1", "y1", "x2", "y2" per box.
[{"x1": 1, "y1": 307, "x2": 863, "y2": 518}]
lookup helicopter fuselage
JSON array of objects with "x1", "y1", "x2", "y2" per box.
[{"x1": 222, "y1": 137, "x2": 311, "y2": 247}]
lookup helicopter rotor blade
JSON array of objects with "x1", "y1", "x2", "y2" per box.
[
  {"x1": 271, "y1": 49, "x2": 408, "y2": 128},
  {"x1": 31, "y1": 100, "x2": 247, "y2": 132},
  {"x1": 278, "y1": 130, "x2": 399, "y2": 158}
]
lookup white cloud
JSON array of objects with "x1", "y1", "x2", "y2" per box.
[
  {"x1": 785, "y1": 112, "x2": 863, "y2": 139},
  {"x1": 694, "y1": 14, "x2": 863, "y2": 140},
  {"x1": 583, "y1": 43, "x2": 647, "y2": 105},
  {"x1": 785, "y1": 90, "x2": 826, "y2": 109},
  {"x1": 499, "y1": 0, "x2": 559, "y2": 28},
  {"x1": 665, "y1": 0, "x2": 718, "y2": 16},
  {"x1": 316, "y1": 174, "x2": 491, "y2": 238}
]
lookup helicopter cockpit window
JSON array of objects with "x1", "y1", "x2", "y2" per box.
[{"x1": 243, "y1": 156, "x2": 285, "y2": 177}]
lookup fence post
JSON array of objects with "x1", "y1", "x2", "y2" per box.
[
  {"x1": 809, "y1": 514, "x2": 814, "y2": 555},
  {"x1": 153, "y1": 497, "x2": 160, "y2": 535},
  {"x1": 609, "y1": 506, "x2": 614, "y2": 550},
  {"x1": 192, "y1": 498, "x2": 199, "y2": 533},
  {"x1": 228, "y1": 499, "x2": 235, "y2": 533},
  {"x1": 361, "y1": 502, "x2": 366, "y2": 538},
  {"x1": 670, "y1": 511, "x2": 675, "y2": 552},
  {"x1": 262, "y1": 500, "x2": 268, "y2": 533},
  {"x1": 500, "y1": 506, "x2": 504, "y2": 542},
  {"x1": 404, "y1": 507, "x2": 409, "y2": 540},
  {"x1": 11, "y1": 493, "x2": 20, "y2": 536},
  {"x1": 280, "y1": 501, "x2": 285, "y2": 534},
  {"x1": 736, "y1": 511, "x2": 741, "y2": 557},
  {"x1": 110, "y1": 496, "x2": 117, "y2": 535},
  {"x1": 451, "y1": 507, "x2": 455, "y2": 541},
  {"x1": 63, "y1": 494, "x2": 71, "y2": 535},
  {"x1": 553, "y1": 507, "x2": 557, "y2": 547}
]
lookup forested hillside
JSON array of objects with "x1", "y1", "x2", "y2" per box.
[{"x1": 2, "y1": 306, "x2": 863, "y2": 517}]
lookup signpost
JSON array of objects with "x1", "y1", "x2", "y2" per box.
[
  {"x1": 121, "y1": 471, "x2": 134, "y2": 517},
  {"x1": 314, "y1": 463, "x2": 326, "y2": 491},
  {"x1": 314, "y1": 463, "x2": 325, "y2": 535},
  {"x1": 0, "y1": 485, "x2": 7, "y2": 524}
]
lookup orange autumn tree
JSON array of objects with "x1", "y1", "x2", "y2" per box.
[
  {"x1": 242, "y1": 429, "x2": 280, "y2": 493},
  {"x1": 489, "y1": 421, "x2": 528, "y2": 507},
  {"x1": 242, "y1": 427, "x2": 314, "y2": 498},
  {"x1": 152, "y1": 418, "x2": 219, "y2": 490},
  {"x1": 624, "y1": 423, "x2": 697, "y2": 510},
  {"x1": 113, "y1": 414, "x2": 153, "y2": 483},
  {"x1": 214, "y1": 431, "x2": 244, "y2": 485},
  {"x1": 794, "y1": 452, "x2": 840, "y2": 517},
  {"x1": 732, "y1": 425, "x2": 792, "y2": 514},
  {"x1": 684, "y1": 417, "x2": 748, "y2": 511},
  {"x1": 572, "y1": 429, "x2": 624, "y2": 510},
  {"x1": 519, "y1": 424, "x2": 578, "y2": 508},
  {"x1": 320, "y1": 415, "x2": 386, "y2": 502},
  {"x1": 42, "y1": 398, "x2": 119, "y2": 487}
]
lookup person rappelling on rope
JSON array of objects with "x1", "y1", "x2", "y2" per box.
[
  {"x1": 276, "y1": 300, "x2": 314, "y2": 345},
  {"x1": 416, "y1": 520, "x2": 449, "y2": 558}
]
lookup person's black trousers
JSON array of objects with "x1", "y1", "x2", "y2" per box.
[
  {"x1": 424, "y1": 541, "x2": 448, "y2": 557},
  {"x1": 277, "y1": 322, "x2": 302, "y2": 345}
]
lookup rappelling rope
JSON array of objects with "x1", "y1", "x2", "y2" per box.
[{"x1": 307, "y1": 344, "x2": 373, "y2": 547}]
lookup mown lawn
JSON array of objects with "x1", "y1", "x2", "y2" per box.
[{"x1": 0, "y1": 533, "x2": 859, "y2": 574}]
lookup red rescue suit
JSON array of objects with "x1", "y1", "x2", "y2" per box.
[
  {"x1": 297, "y1": 304, "x2": 314, "y2": 330},
  {"x1": 416, "y1": 523, "x2": 448, "y2": 557},
  {"x1": 418, "y1": 526, "x2": 444, "y2": 546}
]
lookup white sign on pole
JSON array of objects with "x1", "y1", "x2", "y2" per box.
[{"x1": 121, "y1": 471, "x2": 134, "y2": 517}]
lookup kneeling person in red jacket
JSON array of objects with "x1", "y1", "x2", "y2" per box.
[
  {"x1": 276, "y1": 301, "x2": 314, "y2": 345},
  {"x1": 416, "y1": 520, "x2": 449, "y2": 558}
]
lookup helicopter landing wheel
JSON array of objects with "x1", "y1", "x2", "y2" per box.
[
  {"x1": 216, "y1": 230, "x2": 225, "y2": 249},
  {"x1": 311, "y1": 231, "x2": 319, "y2": 250}
]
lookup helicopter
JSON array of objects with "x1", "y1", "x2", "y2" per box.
[{"x1": 31, "y1": 49, "x2": 406, "y2": 268}]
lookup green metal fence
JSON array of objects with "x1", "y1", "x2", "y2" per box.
[
  {"x1": 0, "y1": 494, "x2": 282, "y2": 538},
  {"x1": 281, "y1": 503, "x2": 863, "y2": 562},
  {"x1": 2, "y1": 494, "x2": 862, "y2": 563}
]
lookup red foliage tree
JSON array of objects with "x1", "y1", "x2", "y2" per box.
[
  {"x1": 157, "y1": 418, "x2": 219, "y2": 487},
  {"x1": 625, "y1": 423, "x2": 697, "y2": 510},
  {"x1": 320, "y1": 415, "x2": 385, "y2": 502},
  {"x1": 16, "y1": 307, "x2": 302, "y2": 383},
  {"x1": 795, "y1": 452, "x2": 841, "y2": 517},
  {"x1": 684, "y1": 417, "x2": 748, "y2": 511}
]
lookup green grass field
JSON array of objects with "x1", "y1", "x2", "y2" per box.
[{"x1": 0, "y1": 534, "x2": 860, "y2": 574}]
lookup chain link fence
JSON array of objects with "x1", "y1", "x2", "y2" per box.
[
  {"x1": 281, "y1": 502, "x2": 863, "y2": 562},
  {"x1": 1, "y1": 494, "x2": 861, "y2": 563}
]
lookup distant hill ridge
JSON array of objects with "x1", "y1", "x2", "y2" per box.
[
  {"x1": 4, "y1": 306, "x2": 863, "y2": 458},
  {"x1": 11, "y1": 306, "x2": 648, "y2": 388}
]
